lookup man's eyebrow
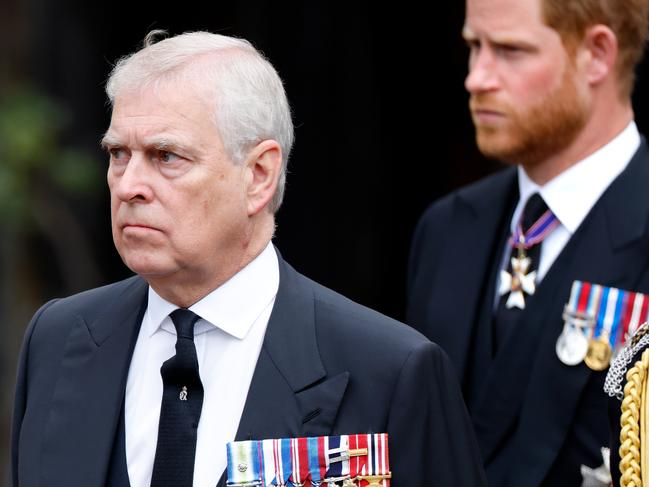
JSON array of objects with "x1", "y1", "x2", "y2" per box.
[
  {"x1": 99, "y1": 134, "x2": 193, "y2": 154},
  {"x1": 148, "y1": 137, "x2": 183, "y2": 150},
  {"x1": 100, "y1": 133, "x2": 121, "y2": 149}
]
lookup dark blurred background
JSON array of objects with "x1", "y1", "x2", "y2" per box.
[{"x1": 2, "y1": 0, "x2": 649, "y2": 483}]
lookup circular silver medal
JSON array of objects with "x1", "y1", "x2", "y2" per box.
[{"x1": 556, "y1": 327, "x2": 589, "y2": 366}]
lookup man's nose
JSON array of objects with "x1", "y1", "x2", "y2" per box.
[
  {"x1": 465, "y1": 49, "x2": 500, "y2": 94},
  {"x1": 111, "y1": 155, "x2": 154, "y2": 203}
]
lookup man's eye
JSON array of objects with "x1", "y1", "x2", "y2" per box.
[
  {"x1": 495, "y1": 45, "x2": 523, "y2": 56},
  {"x1": 109, "y1": 147, "x2": 128, "y2": 162},
  {"x1": 157, "y1": 150, "x2": 180, "y2": 164}
]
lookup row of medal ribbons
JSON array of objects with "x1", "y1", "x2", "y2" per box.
[
  {"x1": 226, "y1": 433, "x2": 391, "y2": 487},
  {"x1": 555, "y1": 280, "x2": 649, "y2": 370}
]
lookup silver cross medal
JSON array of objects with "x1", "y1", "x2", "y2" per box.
[{"x1": 499, "y1": 248, "x2": 537, "y2": 310}]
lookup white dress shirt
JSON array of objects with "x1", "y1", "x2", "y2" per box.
[
  {"x1": 498, "y1": 121, "x2": 640, "y2": 291},
  {"x1": 124, "y1": 242, "x2": 279, "y2": 487}
]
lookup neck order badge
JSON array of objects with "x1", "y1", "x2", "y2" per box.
[
  {"x1": 499, "y1": 200, "x2": 559, "y2": 310},
  {"x1": 226, "y1": 433, "x2": 391, "y2": 487},
  {"x1": 556, "y1": 281, "x2": 649, "y2": 369}
]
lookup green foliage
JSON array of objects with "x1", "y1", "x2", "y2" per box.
[{"x1": 0, "y1": 87, "x2": 101, "y2": 228}]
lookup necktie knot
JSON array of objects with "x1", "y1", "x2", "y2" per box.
[
  {"x1": 521, "y1": 193, "x2": 549, "y2": 233},
  {"x1": 170, "y1": 309, "x2": 200, "y2": 340}
]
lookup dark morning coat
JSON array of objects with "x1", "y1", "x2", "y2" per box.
[
  {"x1": 12, "y1": 250, "x2": 486, "y2": 487},
  {"x1": 407, "y1": 140, "x2": 649, "y2": 486}
]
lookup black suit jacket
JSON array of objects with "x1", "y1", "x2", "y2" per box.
[
  {"x1": 407, "y1": 141, "x2": 649, "y2": 486},
  {"x1": 12, "y1": 250, "x2": 486, "y2": 486}
]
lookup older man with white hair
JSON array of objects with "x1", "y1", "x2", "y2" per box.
[{"x1": 11, "y1": 31, "x2": 485, "y2": 487}]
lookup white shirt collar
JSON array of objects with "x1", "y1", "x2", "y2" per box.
[
  {"x1": 145, "y1": 242, "x2": 279, "y2": 340},
  {"x1": 515, "y1": 121, "x2": 640, "y2": 234}
]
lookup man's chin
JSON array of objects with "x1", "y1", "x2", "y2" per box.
[
  {"x1": 475, "y1": 132, "x2": 523, "y2": 164},
  {"x1": 120, "y1": 256, "x2": 176, "y2": 280}
]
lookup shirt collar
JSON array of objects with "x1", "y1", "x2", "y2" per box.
[
  {"x1": 516, "y1": 121, "x2": 640, "y2": 234},
  {"x1": 145, "y1": 242, "x2": 279, "y2": 340}
]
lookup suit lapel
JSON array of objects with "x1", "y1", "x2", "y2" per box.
[
  {"x1": 473, "y1": 141, "x2": 649, "y2": 482},
  {"x1": 427, "y1": 169, "x2": 518, "y2": 383},
  {"x1": 40, "y1": 277, "x2": 148, "y2": 487},
  {"x1": 216, "y1": 252, "x2": 349, "y2": 487}
]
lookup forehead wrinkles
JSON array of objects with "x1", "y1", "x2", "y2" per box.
[
  {"x1": 107, "y1": 112, "x2": 196, "y2": 148},
  {"x1": 107, "y1": 85, "x2": 218, "y2": 151}
]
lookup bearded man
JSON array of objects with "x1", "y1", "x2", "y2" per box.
[{"x1": 407, "y1": 0, "x2": 649, "y2": 485}]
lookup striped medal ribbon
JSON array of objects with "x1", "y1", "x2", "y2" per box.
[
  {"x1": 585, "y1": 286, "x2": 627, "y2": 371},
  {"x1": 226, "y1": 440, "x2": 263, "y2": 486},
  {"x1": 260, "y1": 440, "x2": 277, "y2": 486},
  {"x1": 358, "y1": 434, "x2": 391, "y2": 487},
  {"x1": 556, "y1": 281, "x2": 600, "y2": 366},
  {"x1": 228, "y1": 433, "x2": 390, "y2": 487},
  {"x1": 270, "y1": 438, "x2": 292, "y2": 486},
  {"x1": 324, "y1": 436, "x2": 350, "y2": 485},
  {"x1": 621, "y1": 291, "x2": 649, "y2": 341},
  {"x1": 308, "y1": 436, "x2": 327, "y2": 486},
  {"x1": 344, "y1": 434, "x2": 369, "y2": 486},
  {"x1": 289, "y1": 437, "x2": 310, "y2": 486}
]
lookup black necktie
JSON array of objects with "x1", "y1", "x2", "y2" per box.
[
  {"x1": 151, "y1": 309, "x2": 204, "y2": 487},
  {"x1": 493, "y1": 193, "x2": 551, "y2": 352}
]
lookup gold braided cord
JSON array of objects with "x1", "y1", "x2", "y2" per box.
[
  {"x1": 620, "y1": 349, "x2": 649, "y2": 487},
  {"x1": 642, "y1": 353, "x2": 649, "y2": 481}
]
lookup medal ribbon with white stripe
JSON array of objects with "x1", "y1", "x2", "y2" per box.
[
  {"x1": 348, "y1": 434, "x2": 369, "y2": 480},
  {"x1": 570, "y1": 281, "x2": 596, "y2": 319},
  {"x1": 566, "y1": 280, "x2": 581, "y2": 314},
  {"x1": 270, "y1": 438, "x2": 292, "y2": 486},
  {"x1": 289, "y1": 437, "x2": 310, "y2": 486},
  {"x1": 226, "y1": 440, "x2": 262, "y2": 485},
  {"x1": 261, "y1": 440, "x2": 276, "y2": 486},
  {"x1": 556, "y1": 281, "x2": 602, "y2": 366},
  {"x1": 622, "y1": 291, "x2": 649, "y2": 340},
  {"x1": 307, "y1": 436, "x2": 325, "y2": 485},
  {"x1": 586, "y1": 284, "x2": 604, "y2": 322},
  {"x1": 359, "y1": 434, "x2": 391, "y2": 487},
  {"x1": 595, "y1": 287, "x2": 626, "y2": 346},
  {"x1": 324, "y1": 435, "x2": 350, "y2": 480},
  {"x1": 229, "y1": 433, "x2": 391, "y2": 487}
]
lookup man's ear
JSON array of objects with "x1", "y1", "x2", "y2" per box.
[
  {"x1": 244, "y1": 139, "x2": 282, "y2": 216},
  {"x1": 578, "y1": 24, "x2": 618, "y2": 86}
]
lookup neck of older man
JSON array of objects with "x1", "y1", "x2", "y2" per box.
[
  {"x1": 523, "y1": 86, "x2": 634, "y2": 186},
  {"x1": 146, "y1": 213, "x2": 276, "y2": 308}
]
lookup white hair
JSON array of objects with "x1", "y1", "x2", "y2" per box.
[{"x1": 106, "y1": 30, "x2": 294, "y2": 212}]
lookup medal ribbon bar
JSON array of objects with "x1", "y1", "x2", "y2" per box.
[
  {"x1": 227, "y1": 434, "x2": 390, "y2": 487},
  {"x1": 558, "y1": 280, "x2": 649, "y2": 369},
  {"x1": 226, "y1": 440, "x2": 263, "y2": 486},
  {"x1": 290, "y1": 437, "x2": 310, "y2": 486}
]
